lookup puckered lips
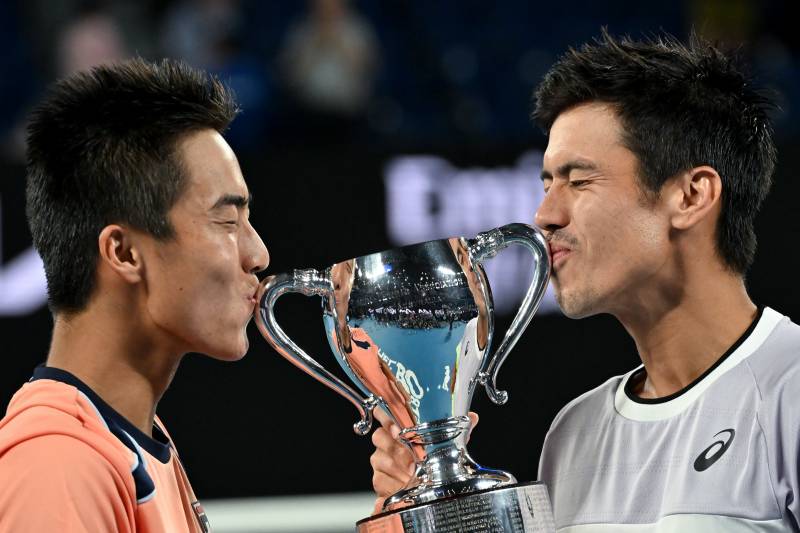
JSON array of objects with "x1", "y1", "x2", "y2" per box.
[
  {"x1": 246, "y1": 282, "x2": 259, "y2": 309},
  {"x1": 549, "y1": 242, "x2": 572, "y2": 269}
]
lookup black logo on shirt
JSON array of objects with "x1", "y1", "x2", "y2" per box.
[{"x1": 693, "y1": 429, "x2": 735, "y2": 472}]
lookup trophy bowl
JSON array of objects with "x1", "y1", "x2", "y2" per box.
[{"x1": 255, "y1": 223, "x2": 555, "y2": 532}]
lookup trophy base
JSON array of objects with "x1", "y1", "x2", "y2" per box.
[
  {"x1": 384, "y1": 459, "x2": 516, "y2": 510},
  {"x1": 356, "y1": 481, "x2": 555, "y2": 533}
]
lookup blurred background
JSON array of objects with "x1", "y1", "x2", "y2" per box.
[{"x1": 1, "y1": 0, "x2": 799, "y2": 531}]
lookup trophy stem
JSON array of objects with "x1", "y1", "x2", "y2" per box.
[{"x1": 384, "y1": 416, "x2": 516, "y2": 511}]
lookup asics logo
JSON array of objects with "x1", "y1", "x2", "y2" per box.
[{"x1": 693, "y1": 429, "x2": 735, "y2": 472}]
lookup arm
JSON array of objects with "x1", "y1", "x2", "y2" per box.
[{"x1": 0, "y1": 435, "x2": 134, "y2": 532}]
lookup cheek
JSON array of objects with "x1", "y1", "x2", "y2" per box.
[
  {"x1": 577, "y1": 199, "x2": 625, "y2": 259},
  {"x1": 598, "y1": 208, "x2": 668, "y2": 278},
  {"x1": 154, "y1": 273, "x2": 249, "y2": 358},
  {"x1": 182, "y1": 234, "x2": 241, "y2": 290},
  {"x1": 579, "y1": 198, "x2": 666, "y2": 272},
  {"x1": 147, "y1": 245, "x2": 239, "y2": 329},
  {"x1": 147, "y1": 264, "x2": 205, "y2": 332}
]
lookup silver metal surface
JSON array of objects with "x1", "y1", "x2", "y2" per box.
[
  {"x1": 472, "y1": 225, "x2": 551, "y2": 406},
  {"x1": 255, "y1": 223, "x2": 551, "y2": 512},
  {"x1": 255, "y1": 269, "x2": 379, "y2": 436},
  {"x1": 357, "y1": 482, "x2": 556, "y2": 532}
]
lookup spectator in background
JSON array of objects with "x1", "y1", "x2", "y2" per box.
[
  {"x1": 160, "y1": 0, "x2": 241, "y2": 71},
  {"x1": 58, "y1": 6, "x2": 127, "y2": 76},
  {"x1": 279, "y1": 0, "x2": 379, "y2": 142},
  {"x1": 160, "y1": 0, "x2": 271, "y2": 151},
  {"x1": 1, "y1": 3, "x2": 131, "y2": 160},
  {"x1": 206, "y1": 32, "x2": 273, "y2": 151}
]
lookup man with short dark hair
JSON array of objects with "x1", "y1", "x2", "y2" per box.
[
  {"x1": 369, "y1": 31, "x2": 800, "y2": 531},
  {"x1": 0, "y1": 58, "x2": 269, "y2": 532}
]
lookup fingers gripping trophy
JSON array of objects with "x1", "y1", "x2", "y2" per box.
[{"x1": 255, "y1": 223, "x2": 555, "y2": 532}]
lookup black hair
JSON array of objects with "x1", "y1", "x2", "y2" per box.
[
  {"x1": 26, "y1": 58, "x2": 239, "y2": 314},
  {"x1": 533, "y1": 29, "x2": 777, "y2": 274}
]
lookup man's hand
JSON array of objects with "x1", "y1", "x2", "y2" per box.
[{"x1": 369, "y1": 409, "x2": 479, "y2": 514}]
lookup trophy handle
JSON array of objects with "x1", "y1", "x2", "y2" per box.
[
  {"x1": 255, "y1": 269, "x2": 380, "y2": 435},
  {"x1": 469, "y1": 223, "x2": 551, "y2": 405}
]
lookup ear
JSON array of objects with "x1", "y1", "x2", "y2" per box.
[
  {"x1": 666, "y1": 166, "x2": 723, "y2": 231},
  {"x1": 97, "y1": 225, "x2": 144, "y2": 284}
]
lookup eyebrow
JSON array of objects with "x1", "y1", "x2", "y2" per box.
[
  {"x1": 540, "y1": 160, "x2": 599, "y2": 182},
  {"x1": 211, "y1": 193, "x2": 252, "y2": 210}
]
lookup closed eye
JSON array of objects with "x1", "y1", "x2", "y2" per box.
[{"x1": 569, "y1": 179, "x2": 589, "y2": 187}]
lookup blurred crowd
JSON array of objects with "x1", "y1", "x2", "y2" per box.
[{"x1": 1, "y1": 0, "x2": 799, "y2": 159}]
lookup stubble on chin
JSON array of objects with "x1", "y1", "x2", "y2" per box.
[{"x1": 553, "y1": 281, "x2": 600, "y2": 320}]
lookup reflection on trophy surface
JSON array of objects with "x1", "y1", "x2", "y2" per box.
[
  {"x1": 449, "y1": 237, "x2": 489, "y2": 419},
  {"x1": 256, "y1": 223, "x2": 555, "y2": 532},
  {"x1": 330, "y1": 259, "x2": 418, "y2": 435}
]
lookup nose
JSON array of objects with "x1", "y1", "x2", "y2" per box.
[
  {"x1": 534, "y1": 183, "x2": 570, "y2": 234},
  {"x1": 243, "y1": 220, "x2": 269, "y2": 274}
]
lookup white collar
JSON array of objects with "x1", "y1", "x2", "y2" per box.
[{"x1": 614, "y1": 307, "x2": 784, "y2": 422}]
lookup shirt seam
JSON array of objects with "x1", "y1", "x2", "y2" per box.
[{"x1": 745, "y1": 357, "x2": 784, "y2": 519}]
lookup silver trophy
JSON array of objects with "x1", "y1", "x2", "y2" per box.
[{"x1": 255, "y1": 223, "x2": 554, "y2": 532}]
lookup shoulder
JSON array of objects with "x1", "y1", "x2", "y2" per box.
[
  {"x1": 1, "y1": 380, "x2": 91, "y2": 446},
  {"x1": 545, "y1": 372, "x2": 627, "y2": 442},
  {"x1": 1, "y1": 433, "x2": 126, "y2": 484},
  {"x1": 0, "y1": 435, "x2": 135, "y2": 531},
  {"x1": 537, "y1": 372, "x2": 627, "y2": 479},
  {"x1": 0, "y1": 380, "x2": 138, "y2": 493},
  {"x1": 743, "y1": 308, "x2": 800, "y2": 399}
]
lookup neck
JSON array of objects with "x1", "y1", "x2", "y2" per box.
[
  {"x1": 45, "y1": 299, "x2": 184, "y2": 436},
  {"x1": 614, "y1": 266, "x2": 756, "y2": 399}
]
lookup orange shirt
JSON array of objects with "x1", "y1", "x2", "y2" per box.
[{"x1": 0, "y1": 367, "x2": 210, "y2": 532}]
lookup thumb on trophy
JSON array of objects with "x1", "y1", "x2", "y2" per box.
[{"x1": 372, "y1": 496, "x2": 386, "y2": 516}]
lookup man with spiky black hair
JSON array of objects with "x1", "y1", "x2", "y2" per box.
[
  {"x1": 0, "y1": 58, "x2": 269, "y2": 532},
  {"x1": 369, "y1": 31, "x2": 800, "y2": 531}
]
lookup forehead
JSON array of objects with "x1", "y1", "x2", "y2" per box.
[
  {"x1": 176, "y1": 129, "x2": 247, "y2": 206},
  {"x1": 543, "y1": 102, "x2": 628, "y2": 169}
]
